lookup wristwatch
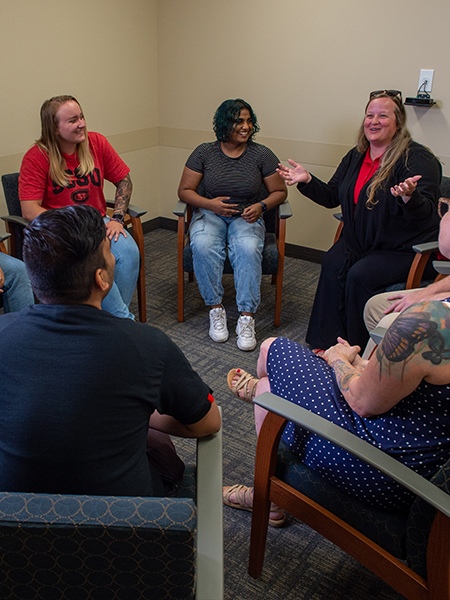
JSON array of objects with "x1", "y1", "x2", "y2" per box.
[
  {"x1": 111, "y1": 212, "x2": 125, "y2": 225},
  {"x1": 259, "y1": 201, "x2": 268, "y2": 213}
]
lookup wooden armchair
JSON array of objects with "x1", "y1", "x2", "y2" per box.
[
  {"x1": 173, "y1": 200, "x2": 293, "y2": 327},
  {"x1": 248, "y1": 391, "x2": 450, "y2": 599},
  {"x1": 1, "y1": 173, "x2": 147, "y2": 322}
]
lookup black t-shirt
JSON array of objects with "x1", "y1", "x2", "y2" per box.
[{"x1": 0, "y1": 304, "x2": 211, "y2": 496}]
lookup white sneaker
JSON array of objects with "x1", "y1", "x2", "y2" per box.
[
  {"x1": 236, "y1": 315, "x2": 256, "y2": 351},
  {"x1": 209, "y1": 306, "x2": 229, "y2": 342}
]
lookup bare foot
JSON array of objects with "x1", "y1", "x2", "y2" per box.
[{"x1": 227, "y1": 369, "x2": 259, "y2": 403}]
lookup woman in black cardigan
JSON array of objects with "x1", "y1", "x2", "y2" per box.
[{"x1": 278, "y1": 90, "x2": 442, "y2": 350}]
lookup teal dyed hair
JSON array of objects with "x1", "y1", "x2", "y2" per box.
[{"x1": 213, "y1": 99, "x2": 260, "y2": 142}]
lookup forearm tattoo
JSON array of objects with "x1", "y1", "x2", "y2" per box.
[
  {"x1": 114, "y1": 174, "x2": 132, "y2": 215},
  {"x1": 330, "y1": 358, "x2": 359, "y2": 393}
]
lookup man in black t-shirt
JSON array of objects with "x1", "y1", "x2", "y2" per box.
[{"x1": 0, "y1": 206, "x2": 220, "y2": 497}]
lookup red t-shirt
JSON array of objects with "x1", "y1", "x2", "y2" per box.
[
  {"x1": 353, "y1": 148, "x2": 382, "y2": 205},
  {"x1": 19, "y1": 132, "x2": 130, "y2": 216}
]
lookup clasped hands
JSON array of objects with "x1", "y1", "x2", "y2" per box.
[
  {"x1": 212, "y1": 197, "x2": 262, "y2": 223},
  {"x1": 323, "y1": 337, "x2": 368, "y2": 374}
]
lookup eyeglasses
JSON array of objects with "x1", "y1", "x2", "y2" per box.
[
  {"x1": 438, "y1": 197, "x2": 450, "y2": 218},
  {"x1": 369, "y1": 89, "x2": 403, "y2": 102}
]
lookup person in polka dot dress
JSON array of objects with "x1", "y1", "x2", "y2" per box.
[{"x1": 224, "y1": 299, "x2": 450, "y2": 522}]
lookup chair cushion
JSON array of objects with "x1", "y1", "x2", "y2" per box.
[
  {"x1": 276, "y1": 441, "x2": 409, "y2": 559},
  {"x1": 406, "y1": 456, "x2": 450, "y2": 579},
  {"x1": 183, "y1": 231, "x2": 278, "y2": 275},
  {"x1": 0, "y1": 491, "x2": 197, "y2": 599}
]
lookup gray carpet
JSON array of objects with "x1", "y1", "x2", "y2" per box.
[{"x1": 130, "y1": 228, "x2": 406, "y2": 600}]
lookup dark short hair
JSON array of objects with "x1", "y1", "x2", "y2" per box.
[
  {"x1": 23, "y1": 205, "x2": 107, "y2": 304},
  {"x1": 213, "y1": 98, "x2": 260, "y2": 142}
]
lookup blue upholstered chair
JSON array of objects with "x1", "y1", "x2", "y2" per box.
[
  {"x1": 1, "y1": 172, "x2": 148, "y2": 323},
  {"x1": 173, "y1": 196, "x2": 292, "y2": 327},
  {"x1": 0, "y1": 416, "x2": 223, "y2": 600},
  {"x1": 248, "y1": 392, "x2": 450, "y2": 600}
]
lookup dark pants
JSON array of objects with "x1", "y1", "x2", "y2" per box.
[{"x1": 305, "y1": 238, "x2": 433, "y2": 350}]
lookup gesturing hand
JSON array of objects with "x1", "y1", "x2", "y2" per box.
[
  {"x1": 390, "y1": 175, "x2": 421, "y2": 203},
  {"x1": 276, "y1": 159, "x2": 312, "y2": 186}
]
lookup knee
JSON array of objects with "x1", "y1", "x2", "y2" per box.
[
  {"x1": 112, "y1": 235, "x2": 140, "y2": 266},
  {"x1": 364, "y1": 294, "x2": 388, "y2": 331},
  {"x1": 191, "y1": 234, "x2": 212, "y2": 256},
  {"x1": 260, "y1": 337, "x2": 277, "y2": 353},
  {"x1": 346, "y1": 260, "x2": 373, "y2": 290},
  {"x1": 14, "y1": 260, "x2": 28, "y2": 277}
]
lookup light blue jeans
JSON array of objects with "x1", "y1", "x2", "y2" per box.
[
  {"x1": 0, "y1": 253, "x2": 34, "y2": 313},
  {"x1": 102, "y1": 217, "x2": 140, "y2": 320},
  {"x1": 189, "y1": 208, "x2": 265, "y2": 313}
]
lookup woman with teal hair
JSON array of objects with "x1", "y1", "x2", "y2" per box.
[{"x1": 178, "y1": 99, "x2": 287, "y2": 351}]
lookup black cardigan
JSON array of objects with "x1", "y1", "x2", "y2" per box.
[{"x1": 298, "y1": 141, "x2": 442, "y2": 259}]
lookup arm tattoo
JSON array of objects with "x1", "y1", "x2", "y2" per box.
[
  {"x1": 376, "y1": 306, "x2": 450, "y2": 379},
  {"x1": 114, "y1": 174, "x2": 132, "y2": 215},
  {"x1": 330, "y1": 358, "x2": 359, "y2": 393}
]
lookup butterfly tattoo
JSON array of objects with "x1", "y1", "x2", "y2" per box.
[{"x1": 376, "y1": 311, "x2": 450, "y2": 378}]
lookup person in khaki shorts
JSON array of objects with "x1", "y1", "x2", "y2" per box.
[{"x1": 364, "y1": 197, "x2": 450, "y2": 357}]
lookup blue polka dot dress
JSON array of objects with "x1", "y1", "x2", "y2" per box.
[{"x1": 267, "y1": 337, "x2": 450, "y2": 510}]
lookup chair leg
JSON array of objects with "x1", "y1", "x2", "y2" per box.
[
  {"x1": 249, "y1": 411, "x2": 287, "y2": 578},
  {"x1": 274, "y1": 218, "x2": 287, "y2": 327},
  {"x1": 177, "y1": 215, "x2": 186, "y2": 323},
  {"x1": 130, "y1": 216, "x2": 147, "y2": 323},
  {"x1": 5, "y1": 223, "x2": 16, "y2": 257}
]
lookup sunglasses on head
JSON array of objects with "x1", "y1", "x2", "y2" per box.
[
  {"x1": 438, "y1": 198, "x2": 450, "y2": 219},
  {"x1": 369, "y1": 89, "x2": 403, "y2": 102}
]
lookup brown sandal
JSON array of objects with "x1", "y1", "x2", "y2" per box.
[
  {"x1": 223, "y1": 484, "x2": 286, "y2": 527},
  {"x1": 227, "y1": 369, "x2": 259, "y2": 403}
]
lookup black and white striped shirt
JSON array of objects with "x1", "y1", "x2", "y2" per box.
[{"x1": 185, "y1": 140, "x2": 280, "y2": 206}]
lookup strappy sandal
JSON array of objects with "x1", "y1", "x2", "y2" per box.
[
  {"x1": 223, "y1": 484, "x2": 286, "y2": 528},
  {"x1": 227, "y1": 368, "x2": 259, "y2": 403}
]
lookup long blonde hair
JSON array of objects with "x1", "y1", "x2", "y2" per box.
[
  {"x1": 356, "y1": 93, "x2": 411, "y2": 209},
  {"x1": 36, "y1": 95, "x2": 95, "y2": 188}
]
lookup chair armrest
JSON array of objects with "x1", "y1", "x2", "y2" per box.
[
  {"x1": 333, "y1": 212, "x2": 343, "y2": 222},
  {"x1": 195, "y1": 406, "x2": 223, "y2": 600},
  {"x1": 126, "y1": 204, "x2": 147, "y2": 219},
  {"x1": 369, "y1": 325, "x2": 388, "y2": 347},
  {"x1": 1, "y1": 215, "x2": 30, "y2": 228},
  {"x1": 433, "y1": 260, "x2": 450, "y2": 275},
  {"x1": 0, "y1": 232, "x2": 11, "y2": 244},
  {"x1": 173, "y1": 200, "x2": 188, "y2": 218},
  {"x1": 254, "y1": 392, "x2": 450, "y2": 518},
  {"x1": 412, "y1": 241, "x2": 440, "y2": 254},
  {"x1": 278, "y1": 200, "x2": 292, "y2": 220},
  {"x1": 105, "y1": 200, "x2": 147, "y2": 219}
]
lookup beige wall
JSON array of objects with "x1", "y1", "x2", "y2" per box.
[
  {"x1": 0, "y1": 0, "x2": 159, "y2": 227},
  {"x1": 157, "y1": 0, "x2": 450, "y2": 250},
  {"x1": 1, "y1": 0, "x2": 449, "y2": 251}
]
